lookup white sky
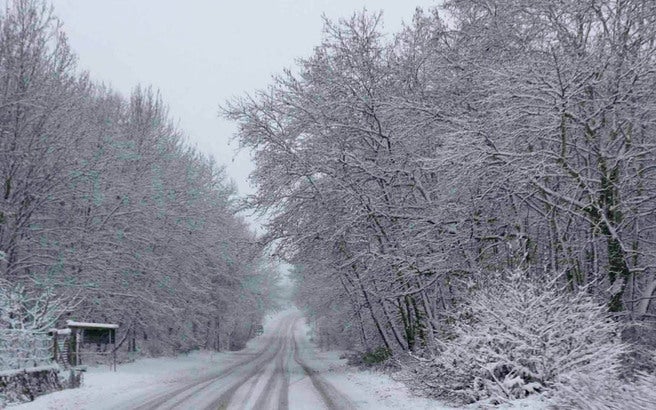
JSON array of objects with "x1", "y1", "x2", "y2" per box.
[{"x1": 52, "y1": 0, "x2": 439, "y2": 227}]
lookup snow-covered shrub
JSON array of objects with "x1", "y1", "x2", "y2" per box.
[
  {"x1": 0, "y1": 281, "x2": 66, "y2": 371},
  {"x1": 407, "y1": 271, "x2": 628, "y2": 405},
  {"x1": 553, "y1": 369, "x2": 656, "y2": 410}
]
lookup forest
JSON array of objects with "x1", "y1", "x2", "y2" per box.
[
  {"x1": 1, "y1": 0, "x2": 656, "y2": 408},
  {"x1": 225, "y1": 0, "x2": 656, "y2": 407},
  {"x1": 0, "y1": 0, "x2": 275, "y2": 375}
]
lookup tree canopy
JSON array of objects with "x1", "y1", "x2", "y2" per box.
[{"x1": 0, "y1": 0, "x2": 274, "y2": 356}]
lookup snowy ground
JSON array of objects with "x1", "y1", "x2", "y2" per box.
[{"x1": 10, "y1": 308, "x2": 547, "y2": 409}]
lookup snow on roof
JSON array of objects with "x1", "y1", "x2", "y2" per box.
[
  {"x1": 66, "y1": 320, "x2": 119, "y2": 329},
  {"x1": 48, "y1": 328, "x2": 72, "y2": 335}
]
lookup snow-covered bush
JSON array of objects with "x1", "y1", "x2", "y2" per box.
[
  {"x1": 406, "y1": 271, "x2": 628, "y2": 405},
  {"x1": 553, "y1": 370, "x2": 656, "y2": 410},
  {"x1": 0, "y1": 281, "x2": 66, "y2": 371}
]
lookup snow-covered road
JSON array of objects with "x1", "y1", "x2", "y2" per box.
[
  {"x1": 127, "y1": 310, "x2": 354, "y2": 409},
  {"x1": 13, "y1": 308, "x2": 448, "y2": 409}
]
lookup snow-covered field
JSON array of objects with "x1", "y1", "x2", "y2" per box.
[{"x1": 10, "y1": 309, "x2": 547, "y2": 409}]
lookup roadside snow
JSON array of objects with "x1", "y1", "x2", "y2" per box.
[
  {"x1": 292, "y1": 317, "x2": 549, "y2": 410},
  {"x1": 10, "y1": 350, "x2": 233, "y2": 410},
  {"x1": 291, "y1": 317, "x2": 451, "y2": 410}
]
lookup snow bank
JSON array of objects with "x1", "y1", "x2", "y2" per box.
[
  {"x1": 292, "y1": 316, "x2": 454, "y2": 410},
  {"x1": 292, "y1": 315, "x2": 550, "y2": 409}
]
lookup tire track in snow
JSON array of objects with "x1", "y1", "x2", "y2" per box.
[
  {"x1": 292, "y1": 320, "x2": 355, "y2": 410},
  {"x1": 131, "y1": 348, "x2": 265, "y2": 410},
  {"x1": 211, "y1": 345, "x2": 281, "y2": 409},
  {"x1": 209, "y1": 316, "x2": 296, "y2": 409},
  {"x1": 278, "y1": 335, "x2": 291, "y2": 409},
  {"x1": 128, "y1": 312, "x2": 354, "y2": 410},
  {"x1": 252, "y1": 323, "x2": 290, "y2": 409},
  {"x1": 131, "y1": 316, "x2": 292, "y2": 410}
]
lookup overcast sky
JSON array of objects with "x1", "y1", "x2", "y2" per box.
[{"x1": 52, "y1": 0, "x2": 438, "y2": 226}]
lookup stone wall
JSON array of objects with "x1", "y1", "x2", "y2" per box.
[{"x1": 0, "y1": 365, "x2": 61, "y2": 405}]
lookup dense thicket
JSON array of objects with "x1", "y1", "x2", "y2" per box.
[
  {"x1": 226, "y1": 0, "x2": 656, "y2": 403},
  {"x1": 0, "y1": 0, "x2": 272, "y2": 358}
]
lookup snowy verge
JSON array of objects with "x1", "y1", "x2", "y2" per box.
[
  {"x1": 292, "y1": 317, "x2": 452, "y2": 410},
  {"x1": 293, "y1": 317, "x2": 550, "y2": 410},
  {"x1": 9, "y1": 350, "x2": 233, "y2": 410}
]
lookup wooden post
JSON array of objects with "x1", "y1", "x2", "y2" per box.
[
  {"x1": 75, "y1": 329, "x2": 80, "y2": 367},
  {"x1": 112, "y1": 328, "x2": 116, "y2": 371},
  {"x1": 52, "y1": 332, "x2": 58, "y2": 363}
]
